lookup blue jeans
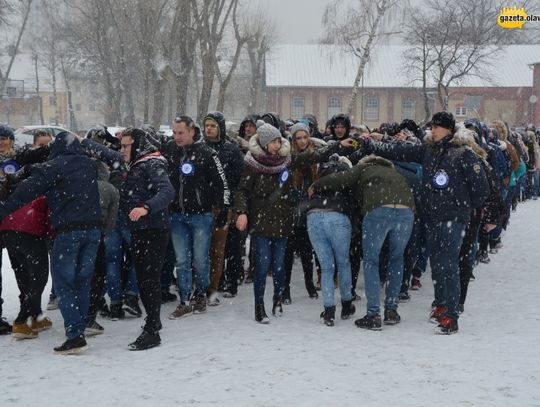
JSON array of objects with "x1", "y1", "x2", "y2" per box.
[
  {"x1": 104, "y1": 226, "x2": 138, "y2": 304},
  {"x1": 307, "y1": 211, "x2": 352, "y2": 307},
  {"x1": 426, "y1": 220, "x2": 466, "y2": 319},
  {"x1": 170, "y1": 212, "x2": 214, "y2": 303},
  {"x1": 362, "y1": 207, "x2": 414, "y2": 316},
  {"x1": 252, "y1": 236, "x2": 287, "y2": 305},
  {"x1": 533, "y1": 170, "x2": 540, "y2": 199},
  {"x1": 50, "y1": 229, "x2": 101, "y2": 339}
]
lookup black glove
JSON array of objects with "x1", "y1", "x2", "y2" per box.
[{"x1": 215, "y1": 208, "x2": 229, "y2": 228}]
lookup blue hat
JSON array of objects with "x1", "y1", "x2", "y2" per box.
[{"x1": 0, "y1": 125, "x2": 14, "y2": 140}]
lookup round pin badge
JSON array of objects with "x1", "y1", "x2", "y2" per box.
[
  {"x1": 179, "y1": 161, "x2": 195, "y2": 176},
  {"x1": 432, "y1": 170, "x2": 449, "y2": 189},
  {"x1": 1, "y1": 160, "x2": 20, "y2": 175},
  {"x1": 279, "y1": 168, "x2": 289, "y2": 184}
]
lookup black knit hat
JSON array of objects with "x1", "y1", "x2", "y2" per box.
[{"x1": 431, "y1": 111, "x2": 455, "y2": 130}]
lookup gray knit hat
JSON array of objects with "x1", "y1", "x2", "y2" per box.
[
  {"x1": 257, "y1": 120, "x2": 281, "y2": 149},
  {"x1": 289, "y1": 122, "x2": 310, "y2": 139}
]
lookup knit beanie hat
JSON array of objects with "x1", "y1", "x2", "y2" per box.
[
  {"x1": 257, "y1": 120, "x2": 281, "y2": 149},
  {"x1": 289, "y1": 122, "x2": 310, "y2": 139},
  {"x1": 0, "y1": 125, "x2": 15, "y2": 140}
]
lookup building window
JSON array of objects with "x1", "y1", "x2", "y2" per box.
[
  {"x1": 455, "y1": 106, "x2": 467, "y2": 117},
  {"x1": 49, "y1": 96, "x2": 56, "y2": 106},
  {"x1": 328, "y1": 96, "x2": 342, "y2": 118},
  {"x1": 364, "y1": 96, "x2": 379, "y2": 121},
  {"x1": 89, "y1": 103, "x2": 96, "y2": 112},
  {"x1": 6, "y1": 87, "x2": 17, "y2": 97},
  {"x1": 75, "y1": 104, "x2": 81, "y2": 112},
  {"x1": 291, "y1": 96, "x2": 305, "y2": 119},
  {"x1": 401, "y1": 97, "x2": 416, "y2": 120}
]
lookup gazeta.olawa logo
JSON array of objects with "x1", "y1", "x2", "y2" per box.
[{"x1": 498, "y1": 5, "x2": 540, "y2": 29}]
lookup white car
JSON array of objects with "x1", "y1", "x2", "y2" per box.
[{"x1": 14, "y1": 125, "x2": 68, "y2": 147}]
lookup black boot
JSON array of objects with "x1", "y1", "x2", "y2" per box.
[
  {"x1": 255, "y1": 304, "x2": 269, "y2": 324},
  {"x1": 320, "y1": 306, "x2": 336, "y2": 326},
  {"x1": 272, "y1": 296, "x2": 283, "y2": 317},
  {"x1": 282, "y1": 287, "x2": 291, "y2": 305},
  {"x1": 341, "y1": 300, "x2": 356, "y2": 320}
]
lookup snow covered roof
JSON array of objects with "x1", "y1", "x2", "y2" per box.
[
  {"x1": 1, "y1": 52, "x2": 66, "y2": 93},
  {"x1": 266, "y1": 44, "x2": 540, "y2": 89}
]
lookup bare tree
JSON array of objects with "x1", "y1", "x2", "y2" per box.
[
  {"x1": 322, "y1": 0, "x2": 397, "y2": 116},
  {"x1": 32, "y1": 53, "x2": 44, "y2": 124},
  {"x1": 0, "y1": 0, "x2": 34, "y2": 96}
]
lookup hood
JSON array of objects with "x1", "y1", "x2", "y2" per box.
[
  {"x1": 204, "y1": 111, "x2": 226, "y2": 143},
  {"x1": 329, "y1": 114, "x2": 351, "y2": 139},
  {"x1": 358, "y1": 154, "x2": 394, "y2": 169},
  {"x1": 490, "y1": 127, "x2": 500, "y2": 144},
  {"x1": 239, "y1": 114, "x2": 260, "y2": 140},
  {"x1": 492, "y1": 120, "x2": 508, "y2": 141},
  {"x1": 126, "y1": 128, "x2": 159, "y2": 163},
  {"x1": 49, "y1": 131, "x2": 83, "y2": 160},
  {"x1": 260, "y1": 112, "x2": 286, "y2": 136},
  {"x1": 248, "y1": 134, "x2": 291, "y2": 158}
]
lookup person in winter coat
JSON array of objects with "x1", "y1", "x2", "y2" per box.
[
  {"x1": 232, "y1": 114, "x2": 259, "y2": 153},
  {"x1": 163, "y1": 116, "x2": 230, "y2": 320},
  {"x1": 203, "y1": 111, "x2": 244, "y2": 306},
  {"x1": 81, "y1": 128, "x2": 175, "y2": 350},
  {"x1": 235, "y1": 121, "x2": 353, "y2": 323},
  {"x1": 311, "y1": 155, "x2": 415, "y2": 330},
  {"x1": 0, "y1": 131, "x2": 102, "y2": 353},
  {"x1": 0, "y1": 196, "x2": 51, "y2": 339},
  {"x1": 357, "y1": 112, "x2": 490, "y2": 334},
  {"x1": 305, "y1": 154, "x2": 357, "y2": 326}
]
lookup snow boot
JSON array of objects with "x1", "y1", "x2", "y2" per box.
[
  {"x1": 320, "y1": 306, "x2": 335, "y2": 327},
  {"x1": 341, "y1": 300, "x2": 356, "y2": 320}
]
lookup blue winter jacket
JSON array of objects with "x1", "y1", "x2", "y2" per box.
[{"x1": 0, "y1": 132, "x2": 101, "y2": 233}]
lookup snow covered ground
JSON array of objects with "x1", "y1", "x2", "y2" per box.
[{"x1": 1, "y1": 202, "x2": 540, "y2": 407}]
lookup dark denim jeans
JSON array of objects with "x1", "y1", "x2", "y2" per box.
[
  {"x1": 50, "y1": 229, "x2": 101, "y2": 339},
  {"x1": 307, "y1": 211, "x2": 352, "y2": 307},
  {"x1": 362, "y1": 207, "x2": 414, "y2": 316},
  {"x1": 426, "y1": 220, "x2": 466, "y2": 319},
  {"x1": 104, "y1": 226, "x2": 138, "y2": 304},
  {"x1": 170, "y1": 212, "x2": 214, "y2": 303},
  {"x1": 252, "y1": 236, "x2": 287, "y2": 305}
]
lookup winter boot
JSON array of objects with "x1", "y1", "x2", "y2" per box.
[
  {"x1": 272, "y1": 295, "x2": 283, "y2": 317},
  {"x1": 341, "y1": 300, "x2": 356, "y2": 320},
  {"x1": 429, "y1": 306, "x2": 447, "y2": 324},
  {"x1": 320, "y1": 306, "x2": 336, "y2": 327},
  {"x1": 128, "y1": 330, "x2": 161, "y2": 351},
  {"x1": 0, "y1": 317, "x2": 12, "y2": 335},
  {"x1": 282, "y1": 287, "x2": 291, "y2": 305},
  {"x1": 383, "y1": 309, "x2": 401, "y2": 325},
  {"x1": 354, "y1": 314, "x2": 382, "y2": 331},
  {"x1": 255, "y1": 304, "x2": 270, "y2": 324},
  {"x1": 435, "y1": 316, "x2": 459, "y2": 335},
  {"x1": 109, "y1": 303, "x2": 125, "y2": 320}
]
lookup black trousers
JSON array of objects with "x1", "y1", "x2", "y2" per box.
[
  {"x1": 2, "y1": 231, "x2": 49, "y2": 323},
  {"x1": 223, "y1": 226, "x2": 243, "y2": 294},
  {"x1": 459, "y1": 210, "x2": 482, "y2": 306},
  {"x1": 87, "y1": 236, "x2": 106, "y2": 322},
  {"x1": 284, "y1": 226, "x2": 315, "y2": 294},
  {"x1": 132, "y1": 229, "x2": 169, "y2": 334}
]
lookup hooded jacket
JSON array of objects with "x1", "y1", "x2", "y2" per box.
[
  {"x1": 0, "y1": 132, "x2": 102, "y2": 233},
  {"x1": 204, "y1": 111, "x2": 244, "y2": 197},
  {"x1": 361, "y1": 129, "x2": 490, "y2": 224}
]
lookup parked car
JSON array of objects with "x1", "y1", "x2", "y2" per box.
[{"x1": 14, "y1": 125, "x2": 68, "y2": 147}]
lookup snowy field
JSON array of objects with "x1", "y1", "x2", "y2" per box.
[{"x1": 1, "y1": 202, "x2": 540, "y2": 407}]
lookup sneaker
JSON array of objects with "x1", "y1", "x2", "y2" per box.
[
  {"x1": 207, "y1": 292, "x2": 220, "y2": 306},
  {"x1": 12, "y1": 322, "x2": 38, "y2": 339},
  {"x1": 320, "y1": 306, "x2": 335, "y2": 327},
  {"x1": 161, "y1": 289, "x2": 177, "y2": 304},
  {"x1": 97, "y1": 297, "x2": 110, "y2": 318},
  {"x1": 272, "y1": 296, "x2": 283, "y2": 317},
  {"x1": 429, "y1": 306, "x2": 447, "y2": 324},
  {"x1": 0, "y1": 317, "x2": 11, "y2": 335},
  {"x1": 255, "y1": 304, "x2": 269, "y2": 324},
  {"x1": 54, "y1": 335, "x2": 87, "y2": 354},
  {"x1": 128, "y1": 330, "x2": 161, "y2": 351},
  {"x1": 46, "y1": 296, "x2": 59, "y2": 311},
  {"x1": 399, "y1": 291, "x2": 411, "y2": 302},
  {"x1": 109, "y1": 303, "x2": 125, "y2": 320},
  {"x1": 435, "y1": 316, "x2": 459, "y2": 335},
  {"x1": 410, "y1": 278, "x2": 422, "y2": 290},
  {"x1": 168, "y1": 303, "x2": 193, "y2": 320},
  {"x1": 354, "y1": 314, "x2": 382, "y2": 331},
  {"x1": 193, "y1": 295, "x2": 207, "y2": 314},
  {"x1": 341, "y1": 300, "x2": 356, "y2": 320},
  {"x1": 31, "y1": 316, "x2": 52, "y2": 332},
  {"x1": 383, "y1": 309, "x2": 401, "y2": 325},
  {"x1": 84, "y1": 321, "x2": 104, "y2": 336},
  {"x1": 223, "y1": 291, "x2": 237, "y2": 298},
  {"x1": 123, "y1": 294, "x2": 142, "y2": 317}
]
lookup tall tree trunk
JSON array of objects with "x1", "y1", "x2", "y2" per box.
[
  {"x1": 197, "y1": 52, "x2": 214, "y2": 123},
  {"x1": 34, "y1": 54, "x2": 44, "y2": 125},
  {"x1": 216, "y1": 39, "x2": 243, "y2": 112},
  {"x1": 152, "y1": 71, "x2": 166, "y2": 128},
  {"x1": 143, "y1": 68, "x2": 150, "y2": 123},
  {"x1": 60, "y1": 59, "x2": 78, "y2": 132}
]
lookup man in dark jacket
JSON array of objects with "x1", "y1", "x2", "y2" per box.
[
  {"x1": 358, "y1": 112, "x2": 490, "y2": 334},
  {"x1": 0, "y1": 131, "x2": 102, "y2": 353},
  {"x1": 165, "y1": 116, "x2": 230, "y2": 319},
  {"x1": 203, "y1": 111, "x2": 243, "y2": 305}
]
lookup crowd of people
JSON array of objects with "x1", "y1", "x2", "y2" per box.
[{"x1": 0, "y1": 108, "x2": 538, "y2": 354}]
